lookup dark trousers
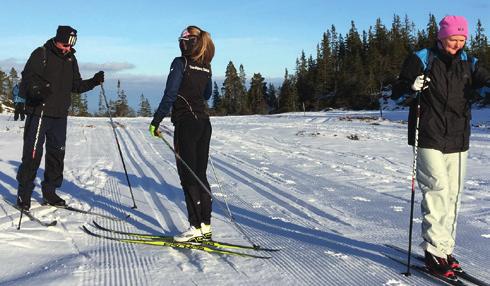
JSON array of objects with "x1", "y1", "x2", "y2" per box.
[
  {"x1": 14, "y1": 103, "x2": 25, "y2": 121},
  {"x1": 17, "y1": 114, "x2": 67, "y2": 199},
  {"x1": 174, "y1": 117, "x2": 212, "y2": 228}
]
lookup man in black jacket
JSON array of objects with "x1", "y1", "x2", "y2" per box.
[{"x1": 16, "y1": 25, "x2": 104, "y2": 210}]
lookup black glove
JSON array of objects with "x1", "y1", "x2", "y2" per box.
[
  {"x1": 27, "y1": 74, "x2": 52, "y2": 106},
  {"x1": 92, "y1": 71, "x2": 104, "y2": 85}
]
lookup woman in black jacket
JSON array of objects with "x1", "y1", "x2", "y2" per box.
[
  {"x1": 150, "y1": 26, "x2": 214, "y2": 242},
  {"x1": 392, "y1": 16, "x2": 490, "y2": 279}
]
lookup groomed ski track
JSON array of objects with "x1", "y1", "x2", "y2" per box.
[{"x1": 0, "y1": 111, "x2": 488, "y2": 285}]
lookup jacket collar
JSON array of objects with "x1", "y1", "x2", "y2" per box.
[{"x1": 45, "y1": 38, "x2": 77, "y2": 58}]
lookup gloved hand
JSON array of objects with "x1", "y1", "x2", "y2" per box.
[
  {"x1": 411, "y1": 74, "x2": 431, "y2": 91},
  {"x1": 27, "y1": 74, "x2": 52, "y2": 106},
  {"x1": 149, "y1": 122, "x2": 160, "y2": 137},
  {"x1": 92, "y1": 71, "x2": 105, "y2": 85}
]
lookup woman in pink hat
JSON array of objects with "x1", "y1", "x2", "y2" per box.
[{"x1": 392, "y1": 16, "x2": 490, "y2": 280}]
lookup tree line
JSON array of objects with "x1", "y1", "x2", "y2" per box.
[
  {"x1": 209, "y1": 14, "x2": 489, "y2": 114},
  {"x1": 1, "y1": 14, "x2": 489, "y2": 116}
]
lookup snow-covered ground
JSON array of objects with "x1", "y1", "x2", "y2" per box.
[{"x1": 0, "y1": 109, "x2": 488, "y2": 286}]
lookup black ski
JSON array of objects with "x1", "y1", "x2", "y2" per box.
[
  {"x1": 82, "y1": 225, "x2": 272, "y2": 259},
  {"x1": 1, "y1": 197, "x2": 57, "y2": 227},
  {"x1": 385, "y1": 244, "x2": 489, "y2": 286},
  {"x1": 41, "y1": 202, "x2": 128, "y2": 221},
  {"x1": 92, "y1": 220, "x2": 280, "y2": 252},
  {"x1": 384, "y1": 253, "x2": 467, "y2": 286}
]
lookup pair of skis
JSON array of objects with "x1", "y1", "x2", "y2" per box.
[
  {"x1": 2, "y1": 197, "x2": 125, "y2": 227},
  {"x1": 83, "y1": 221, "x2": 278, "y2": 259},
  {"x1": 384, "y1": 244, "x2": 489, "y2": 286}
]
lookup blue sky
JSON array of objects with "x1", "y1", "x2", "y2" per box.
[{"x1": 0, "y1": 0, "x2": 488, "y2": 112}]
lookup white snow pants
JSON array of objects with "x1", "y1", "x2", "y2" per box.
[{"x1": 417, "y1": 147, "x2": 467, "y2": 258}]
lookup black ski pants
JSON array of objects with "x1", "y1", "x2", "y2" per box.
[
  {"x1": 174, "y1": 117, "x2": 212, "y2": 228},
  {"x1": 17, "y1": 114, "x2": 67, "y2": 200}
]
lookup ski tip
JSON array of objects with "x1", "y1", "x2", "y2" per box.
[
  {"x1": 81, "y1": 225, "x2": 92, "y2": 234},
  {"x1": 254, "y1": 246, "x2": 281, "y2": 252}
]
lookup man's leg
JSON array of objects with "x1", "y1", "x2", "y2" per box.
[
  {"x1": 41, "y1": 117, "x2": 67, "y2": 206},
  {"x1": 16, "y1": 114, "x2": 47, "y2": 209}
]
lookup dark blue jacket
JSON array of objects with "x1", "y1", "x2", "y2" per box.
[{"x1": 153, "y1": 57, "x2": 212, "y2": 125}]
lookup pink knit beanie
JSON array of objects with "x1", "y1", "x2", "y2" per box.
[{"x1": 438, "y1": 16, "x2": 468, "y2": 40}]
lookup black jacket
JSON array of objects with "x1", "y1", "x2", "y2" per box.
[
  {"x1": 22, "y1": 39, "x2": 97, "y2": 118},
  {"x1": 392, "y1": 46, "x2": 490, "y2": 153},
  {"x1": 153, "y1": 56, "x2": 212, "y2": 125}
]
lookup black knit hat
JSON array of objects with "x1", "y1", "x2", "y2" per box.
[{"x1": 55, "y1": 25, "x2": 77, "y2": 45}]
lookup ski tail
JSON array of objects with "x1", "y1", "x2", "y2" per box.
[{"x1": 1, "y1": 196, "x2": 57, "y2": 227}]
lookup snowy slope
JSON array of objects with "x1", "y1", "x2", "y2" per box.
[{"x1": 0, "y1": 110, "x2": 488, "y2": 286}]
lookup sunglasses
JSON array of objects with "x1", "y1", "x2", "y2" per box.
[
  {"x1": 178, "y1": 35, "x2": 197, "y2": 42},
  {"x1": 61, "y1": 44, "x2": 72, "y2": 48}
]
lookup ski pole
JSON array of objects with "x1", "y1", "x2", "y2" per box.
[
  {"x1": 157, "y1": 128, "x2": 260, "y2": 249},
  {"x1": 100, "y1": 83, "x2": 137, "y2": 209},
  {"x1": 404, "y1": 76, "x2": 428, "y2": 276},
  {"x1": 32, "y1": 104, "x2": 45, "y2": 159},
  {"x1": 17, "y1": 202, "x2": 24, "y2": 230}
]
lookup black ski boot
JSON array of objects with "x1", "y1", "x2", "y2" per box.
[
  {"x1": 425, "y1": 251, "x2": 456, "y2": 280},
  {"x1": 447, "y1": 254, "x2": 463, "y2": 273},
  {"x1": 16, "y1": 193, "x2": 31, "y2": 211},
  {"x1": 42, "y1": 192, "x2": 66, "y2": 207}
]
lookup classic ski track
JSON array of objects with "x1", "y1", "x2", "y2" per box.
[
  {"x1": 117, "y1": 126, "x2": 189, "y2": 229},
  {"x1": 212, "y1": 118, "x2": 444, "y2": 285},
  {"x1": 115, "y1": 125, "x2": 256, "y2": 284},
  {"x1": 79, "y1": 124, "x2": 151, "y2": 286},
  {"x1": 208, "y1": 136, "x2": 363, "y2": 230},
  {"x1": 1, "y1": 116, "x2": 484, "y2": 285},
  {"x1": 150, "y1": 124, "x2": 416, "y2": 285},
  {"x1": 214, "y1": 129, "x2": 410, "y2": 189}
]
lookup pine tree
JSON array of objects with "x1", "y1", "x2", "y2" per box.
[
  {"x1": 138, "y1": 94, "x2": 152, "y2": 117},
  {"x1": 470, "y1": 19, "x2": 490, "y2": 105},
  {"x1": 222, "y1": 61, "x2": 247, "y2": 115},
  {"x1": 248, "y1": 73, "x2": 267, "y2": 114},
  {"x1": 471, "y1": 19, "x2": 489, "y2": 67},
  {"x1": 114, "y1": 80, "x2": 131, "y2": 117},
  {"x1": 315, "y1": 30, "x2": 334, "y2": 104},
  {"x1": 265, "y1": 83, "x2": 278, "y2": 113},
  {"x1": 79, "y1": 94, "x2": 90, "y2": 116},
  {"x1": 295, "y1": 51, "x2": 310, "y2": 107},
  {"x1": 238, "y1": 64, "x2": 249, "y2": 114},
  {"x1": 69, "y1": 93, "x2": 82, "y2": 116},
  {"x1": 416, "y1": 14, "x2": 438, "y2": 49},
  {"x1": 211, "y1": 81, "x2": 222, "y2": 114},
  {"x1": 0, "y1": 69, "x2": 7, "y2": 103},
  {"x1": 97, "y1": 90, "x2": 107, "y2": 117},
  {"x1": 337, "y1": 20, "x2": 366, "y2": 109},
  {"x1": 277, "y1": 69, "x2": 297, "y2": 113}
]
